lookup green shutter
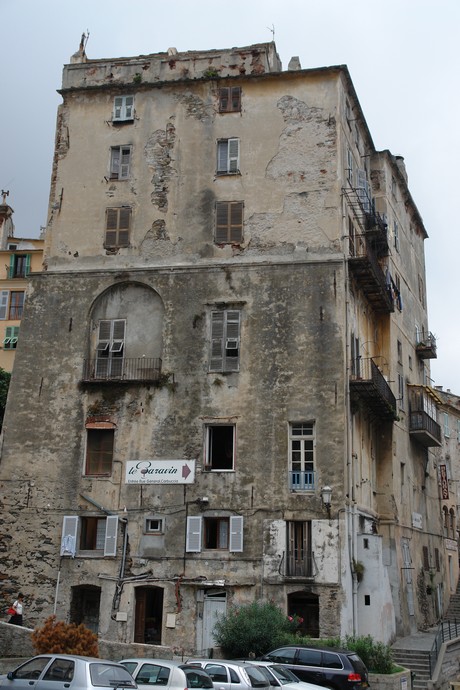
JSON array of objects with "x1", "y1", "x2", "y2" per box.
[
  {"x1": 8, "y1": 254, "x2": 15, "y2": 279},
  {"x1": 25, "y1": 255, "x2": 31, "y2": 276}
]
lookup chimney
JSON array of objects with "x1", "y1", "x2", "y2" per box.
[
  {"x1": 395, "y1": 156, "x2": 408, "y2": 183},
  {"x1": 288, "y1": 56, "x2": 301, "y2": 71}
]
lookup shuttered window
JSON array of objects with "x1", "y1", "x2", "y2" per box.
[
  {"x1": 8, "y1": 254, "x2": 31, "y2": 278},
  {"x1": 217, "y1": 139, "x2": 240, "y2": 174},
  {"x1": 110, "y1": 146, "x2": 132, "y2": 179},
  {"x1": 85, "y1": 428, "x2": 115, "y2": 476},
  {"x1": 113, "y1": 95, "x2": 134, "y2": 122},
  {"x1": 8, "y1": 291, "x2": 24, "y2": 319},
  {"x1": 0, "y1": 291, "x2": 9, "y2": 320},
  {"x1": 4, "y1": 326, "x2": 19, "y2": 350},
  {"x1": 105, "y1": 207, "x2": 131, "y2": 247},
  {"x1": 215, "y1": 202, "x2": 243, "y2": 244},
  {"x1": 210, "y1": 310, "x2": 240, "y2": 372},
  {"x1": 186, "y1": 515, "x2": 243, "y2": 553},
  {"x1": 60, "y1": 515, "x2": 118, "y2": 557},
  {"x1": 219, "y1": 87, "x2": 242, "y2": 113},
  {"x1": 95, "y1": 319, "x2": 126, "y2": 378}
]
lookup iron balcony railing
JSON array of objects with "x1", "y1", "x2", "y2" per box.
[
  {"x1": 289, "y1": 470, "x2": 315, "y2": 491},
  {"x1": 82, "y1": 357, "x2": 162, "y2": 383},
  {"x1": 416, "y1": 331, "x2": 437, "y2": 359},
  {"x1": 409, "y1": 410, "x2": 442, "y2": 446},
  {"x1": 283, "y1": 551, "x2": 318, "y2": 578},
  {"x1": 350, "y1": 357, "x2": 397, "y2": 420},
  {"x1": 348, "y1": 234, "x2": 394, "y2": 313}
]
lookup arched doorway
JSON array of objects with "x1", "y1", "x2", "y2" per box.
[
  {"x1": 288, "y1": 591, "x2": 319, "y2": 637},
  {"x1": 134, "y1": 586, "x2": 164, "y2": 644}
]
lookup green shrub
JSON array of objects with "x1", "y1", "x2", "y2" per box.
[
  {"x1": 213, "y1": 601, "x2": 294, "y2": 658},
  {"x1": 344, "y1": 635, "x2": 395, "y2": 674}
]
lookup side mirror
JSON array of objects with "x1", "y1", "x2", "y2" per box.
[{"x1": 7, "y1": 673, "x2": 14, "y2": 681}]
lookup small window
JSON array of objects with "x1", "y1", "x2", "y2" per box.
[
  {"x1": 205, "y1": 424, "x2": 235, "y2": 470},
  {"x1": 105, "y1": 207, "x2": 131, "y2": 248},
  {"x1": 8, "y1": 253, "x2": 31, "y2": 279},
  {"x1": 80, "y1": 517, "x2": 107, "y2": 550},
  {"x1": 113, "y1": 95, "x2": 134, "y2": 122},
  {"x1": 205, "y1": 517, "x2": 230, "y2": 549},
  {"x1": 110, "y1": 146, "x2": 132, "y2": 180},
  {"x1": 85, "y1": 428, "x2": 114, "y2": 476},
  {"x1": 215, "y1": 201, "x2": 243, "y2": 244},
  {"x1": 219, "y1": 87, "x2": 241, "y2": 113},
  {"x1": 217, "y1": 139, "x2": 240, "y2": 174},
  {"x1": 210, "y1": 309, "x2": 241, "y2": 372},
  {"x1": 145, "y1": 518, "x2": 164, "y2": 534},
  {"x1": 186, "y1": 515, "x2": 243, "y2": 553},
  {"x1": 8, "y1": 291, "x2": 24, "y2": 319},
  {"x1": 43, "y1": 660, "x2": 75, "y2": 682},
  {"x1": 444, "y1": 413, "x2": 450, "y2": 438},
  {"x1": 4, "y1": 326, "x2": 19, "y2": 350}
]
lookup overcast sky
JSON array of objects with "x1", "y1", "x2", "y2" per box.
[{"x1": 1, "y1": 0, "x2": 458, "y2": 391}]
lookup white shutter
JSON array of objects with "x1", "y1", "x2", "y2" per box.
[
  {"x1": 61, "y1": 516, "x2": 79, "y2": 557},
  {"x1": 104, "y1": 515, "x2": 119, "y2": 556},
  {"x1": 228, "y1": 139, "x2": 240, "y2": 173},
  {"x1": 217, "y1": 141, "x2": 228, "y2": 173},
  {"x1": 0, "y1": 291, "x2": 9, "y2": 320},
  {"x1": 210, "y1": 312, "x2": 224, "y2": 371},
  {"x1": 110, "y1": 148, "x2": 120, "y2": 177},
  {"x1": 120, "y1": 147, "x2": 131, "y2": 179},
  {"x1": 229, "y1": 516, "x2": 243, "y2": 552},
  {"x1": 186, "y1": 516, "x2": 202, "y2": 552},
  {"x1": 113, "y1": 97, "x2": 123, "y2": 121},
  {"x1": 357, "y1": 169, "x2": 371, "y2": 212},
  {"x1": 225, "y1": 311, "x2": 240, "y2": 372},
  {"x1": 125, "y1": 96, "x2": 134, "y2": 119}
]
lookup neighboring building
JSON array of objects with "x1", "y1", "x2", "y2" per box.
[
  {"x1": 0, "y1": 195, "x2": 44, "y2": 372},
  {"x1": 0, "y1": 41, "x2": 451, "y2": 650}
]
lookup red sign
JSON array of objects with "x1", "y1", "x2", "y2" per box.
[{"x1": 440, "y1": 465, "x2": 449, "y2": 500}]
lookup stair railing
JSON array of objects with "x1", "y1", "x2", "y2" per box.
[{"x1": 429, "y1": 620, "x2": 460, "y2": 676}]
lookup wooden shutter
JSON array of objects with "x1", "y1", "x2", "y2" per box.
[
  {"x1": 97, "y1": 320, "x2": 112, "y2": 351},
  {"x1": 61, "y1": 516, "x2": 79, "y2": 557},
  {"x1": 229, "y1": 202, "x2": 243, "y2": 243},
  {"x1": 8, "y1": 254, "x2": 15, "y2": 279},
  {"x1": 210, "y1": 311, "x2": 224, "y2": 371},
  {"x1": 104, "y1": 515, "x2": 119, "y2": 556},
  {"x1": 422, "y1": 545, "x2": 429, "y2": 570},
  {"x1": 230, "y1": 87, "x2": 241, "y2": 112},
  {"x1": 229, "y1": 516, "x2": 243, "y2": 552},
  {"x1": 0, "y1": 291, "x2": 9, "y2": 320},
  {"x1": 219, "y1": 88, "x2": 230, "y2": 112},
  {"x1": 105, "y1": 207, "x2": 131, "y2": 247},
  {"x1": 186, "y1": 516, "x2": 202, "y2": 552},
  {"x1": 215, "y1": 202, "x2": 243, "y2": 244},
  {"x1": 228, "y1": 139, "x2": 239, "y2": 172},
  {"x1": 25, "y1": 254, "x2": 31, "y2": 276},
  {"x1": 4, "y1": 326, "x2": 18, "y2": 350}
]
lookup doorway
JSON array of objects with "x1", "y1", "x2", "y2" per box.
[
  {"x1": 70, "y1": 585, "x2": 101, "y2": 633},
  {"x1": 287, "y1": 591, "x2": 319, "y2": 637},
  {"x1": 134, "y1": 586, "x2": 164, "y2": 644},
  {"x1": 202, "y1": 590, "x2": 227, "y2": 654}
]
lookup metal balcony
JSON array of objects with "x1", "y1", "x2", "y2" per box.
[
  {"x1": 350, "y1": 357, "x2": 397, "y2": 420},
  {"x1": 289, "y1": 470, "x2": 315, "y2": 491},
  {"x1": 409, "y1": 410, "x2": 442, "y2": 447},
  {"x1": 82, "y1": 357, "x2": 162, "y2": 383},
  {"x1": 416, "y1": 332, "x2": 437, "y2": 359},
  {"x1": 284, "y1": 551, "x2": 318, "y2": 578},
  {"x1": 348, "y1": 234, "x2": 394, "y2": 313}
]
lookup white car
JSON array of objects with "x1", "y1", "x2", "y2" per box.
[
  {"x1": 184, "y1": 660, "x2": 270, "y2": 690},
  {"x1": 240, "y1": 662, "x2": 326, "y2": 690},
  {"x1": 120, "y1": 659, "x2": 213, "y2": 690}
]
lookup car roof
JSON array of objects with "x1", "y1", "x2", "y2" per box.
[
  {"x1": 186, "y1": 659, "x2": 261, "y2": 668},
  {"x1": 121, "y1": 659, "x2": 185, "y2": 666},
  {"x1": 271, "y1": 646, "x2": 355, "y2": 655},
  {"x1": 35, "y1": 655, "x2": 122, "y2": 664}
]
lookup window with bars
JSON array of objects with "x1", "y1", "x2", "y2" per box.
[
  {"x1": 217, "y1": 139, "x2": 240, "y2": 174},
  {"x1": 210, "y1": 309, "x2": 240, "y2": 372},
  {"x1": 110, "y1": 146, "x2": 132, "y2": 179},
  {"x1": 286, "y1": 521, "x2": 312, "y2": 576},
  {"x1": 289, "y1": 422, "x2": 315, "y2": 490},
  {"x1": 113, "y1": 95, "x2": 134, "y2": 122},
  {"x1": 218, "y1": 87, "x2": 241, "y2": 113},
  {"x1": 105, "y1": 207, "x2": 131, "y2": 248},
  {"x1": 85, "y1": 428, "x2": 114, "y2": 476},
  {"x1": 215, "y1": 201, "x2": 243, "y2": 244}
]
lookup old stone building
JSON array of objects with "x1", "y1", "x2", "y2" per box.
[{"x1": 0, "y1": 40, "x2": 451, "y2": 651}]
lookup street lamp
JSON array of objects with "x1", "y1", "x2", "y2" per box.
[{"x1": 321, "y1": 485, "x2": 332, "y2": 518}]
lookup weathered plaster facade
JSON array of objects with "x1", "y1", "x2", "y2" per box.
[{"x1": 0, "y1": 41, "x2": 450, "y2": 651}]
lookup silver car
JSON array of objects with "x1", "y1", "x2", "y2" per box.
[
  {"x1": 120, "y1": 659, "x2": 213, "y2": 690},
  {"x1": 185, "y1": 660, "x2": 270, "y2": 690},
  {"x1": 0, "y1": 655, "x2": 137, "y2": 690},
  {"x1": 239, "y1": 662, "x2": 325, "y2": 690}
]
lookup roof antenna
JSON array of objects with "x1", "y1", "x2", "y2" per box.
[{"x1": 267, "y1": 24, "x2": 275, "y2": 40}]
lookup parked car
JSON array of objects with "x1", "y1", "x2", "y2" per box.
[
  {"x1": 259, "y1": 646, "x2": 369, "y2": 690},
  {"x1": 184, "y1": 660, "x2": 270, "y2": 690},
  {"x1": 120, "y1": 659, "x2": 213, "y2": 690},
  {"x1": 238, "y1": 661, "x2": 326, "y2": 690},
  {"x1": 0, "y1": 654, "x2": 137, "y2": 690}
]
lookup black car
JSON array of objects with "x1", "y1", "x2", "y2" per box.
[{"x1": 260, "y1": 646, "x2": 369, "y2": 690}]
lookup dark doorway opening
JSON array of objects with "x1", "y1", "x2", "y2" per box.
[
  {"x1": 288, "y1": 591, "x2": 319, "y2": 638},
  {"x1": 70, "y1": 585, "x2": 101, "y2": 633},
  {"x1": 134, "y1": 586, "x2": 164, "y2": 644}
]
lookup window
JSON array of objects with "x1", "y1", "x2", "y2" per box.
[
  {"x1": 397, "y1": 339, "x2": 403, "y2": 364},
  {"x1": 215, "y1": 201, "x2": 243, "y2": 244},
  {"x1": 346, "y1": 147, "x2": 354, "y2": 186},
  {"x1": 350, "y1": 333, "x2": 360, "y2": 378},
  {"x1": 43, "y1": 660, "x2": 75, "y2": 682},
  {"x1": 286, "y1": 521, "x2": 312, "y2": 576},
  {"x1": 186, "y1": 515, "x2": 243, "y2": 552},
  {"x1": 435, "y1": 548, "x2": 440, "y2": 572},
  {"x1": 85, "y1": 428, "x2": 114, "y2": 476},
  {"x1": 95, "y1": 319, "x2": 126, "y2": 378},
  {"x1": 418, "y1": 274, "x2": 425, "y2": 307},
  {"x1": 394, "y1": 221, "x2": 400, "y2": 252},
  {"x1": 105, "y1": 207, "x2": 131, "y2": 247},
  {"x1": 145, "y1": 518, "x2": 164, "y2": 534},
  {"x1": 8, "y1": 291, "x2": 24, "y2": 319},
  {"x1": 210, "y1": 309, "x2": 241, "y2": 372},
  {"x1": 217, "y1": 139, "x2": 240, "y2": 174},
  {"x1": 110, "y1": 146, "x2": 132, "y2": 179},
  {"x1": 8, "y1": 253, "x2": 30, "y2": 278},
  {"x1": 398, "y1": 373, "x2": 405, "y2": 410},
  {"x1": 4, "y1": 326, "x2": 19, "y2": 350},
  {"x1": 289, "y1": 422, "x2": 315, "y2": 490},
  {"x1": 204, "y1": 424, "x2": 235, "y2": 470},
  {"x1": 218, "y1": 87, "x2": 241, "y2": 113},
  {"x1": 444, "y1": 412, "x2": 450, "y2": 438},
  {"x1": 113, "y1": 95, "x2": 134, "y2": 122},
  {"x1": 60, "y1": 515, "x2": 119, "y2": 557},
  {"x1": 422, "y1": 545, "x2": 430, "y2": 571}
]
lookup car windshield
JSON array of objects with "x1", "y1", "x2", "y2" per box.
[
  {"x1": 268, "y1": 666, "x2": 300, "y2": 683},
  {"x1": 89, "y1": 663, "x2": 136, "y2": 688}
]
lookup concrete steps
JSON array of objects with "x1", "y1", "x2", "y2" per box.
[{"x1": 391, "y1": 649, "x2": 431, "y2": 690}]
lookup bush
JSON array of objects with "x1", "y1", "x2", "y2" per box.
[
  {"x1": 344, "y1": 635, "x2": 395, "y2": 674},
  {"x1": 213, "y1": 601, "x2": 294, "y2": 658},
  {"x1": 32, "y1": 615, "x2": 98, "y2": 656}
]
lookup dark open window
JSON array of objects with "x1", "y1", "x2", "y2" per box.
[
  {"x1": 80, "y1": 517, "x2": 107, "y2": 550},
  {"x1": 205, "y1": 425, "x2": 235, "y2": 470},
  {"x1": 204, "y1": 517, "x2": 230, "y2": 549}
]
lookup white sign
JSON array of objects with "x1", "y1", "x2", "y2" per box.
[
  {"x1": 126, "y1": 460, "x2": 195, "y2": 484},
  {"x1": 412, "y1": 512, "x2": 423, "y2": 530}
]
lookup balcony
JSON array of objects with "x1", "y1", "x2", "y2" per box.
[
  {"x1": 348, "y1": 234, "x2": 394, "y2": 313},
  {"x1": 284, "y1": 551, "x2": 318, "y2": 578},
  {"x1": 409, "y1": 410, "x2": 442, "y2": 447},
  {"x1": 289, "y1": 470, "x2": 315, "y2": 491},
  {"x1": 350, "y1": 357, "x2": 397, "y2": 420},
  {"x1": 82, "y1": 357, "x2": 162, "y2": 383},
  {"x1": 416, "y1": 332, "x2": 437, "y2": 359}
]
